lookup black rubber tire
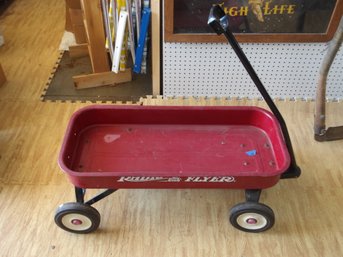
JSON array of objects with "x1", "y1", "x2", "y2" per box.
[
  {"x1": 54, "y1": 202, "x2": 100, "y2": 234},
  {"x1": 229, "y1": 202, "x2": 275, "y2": 233}
]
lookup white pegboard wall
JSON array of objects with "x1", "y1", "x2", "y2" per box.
[{"x1": 163, "y1": 42, "x2": 343, "y2": 100}]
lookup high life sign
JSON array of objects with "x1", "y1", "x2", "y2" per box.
[
  {"x1": 170, "y1": 0, "x2": 339, "y2": 41},
  {"x1": 218, "y1": 1, "x2": 297, "y2": 20},
  {"x1": 117, "y1": 176, "x2": 236, "y2": 183}
]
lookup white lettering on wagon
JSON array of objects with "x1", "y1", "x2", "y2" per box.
[
  {"x1": 117, "y1": 177, "x2": 182, "y2": 182},
  {"x1": 184, "y1": 176, "x2": 236, "y2": 183},
  {"x1": 117, "y1": 176, "x2": 236, "y2": 183}
]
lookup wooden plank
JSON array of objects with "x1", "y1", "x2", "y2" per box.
[
  {"x1": 73, "y1": 69, "x2": 132, "y2": 89},
  {"x1": 81, "y1": 0, "x2": 110, "y2": 73},
  {"x1": 72, "y1": 24, "x2": 87, "y2": 44},
  {"x1": 65, "y1": 4, "x2": 73, "y2": 31},
  {"x1": 0, "y1": 63, "x2": 6, "y2": 86},
  {"x1": 151, "y1": 0, "x2": 160, "y2": 96},
  {"x1": 68, "y1": 43, "x2": 89, "y2": 59},
  {"x1": 65, "y1": 0, "x2": 82, "y2": 32},
  {"x1": 65, "y1": 0, "x2": 81, "y2": 9},
  {"x1": 68, "y1": 8, "x2": 83, "y2": 25}
]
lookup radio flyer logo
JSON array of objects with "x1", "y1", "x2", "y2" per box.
[
  {"x1": 117, "y1": 177, "x2": 182, "y2": 183},
  {"x1": 117, "y1": 176, "x2": 236, "y2": 183}
]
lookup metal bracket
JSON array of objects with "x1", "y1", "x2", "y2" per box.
[
  {"x1": 315, "y1": 126, "x2": 343, "y2": 142},
  {"x1": 245, "y1": 189, "x2": 261, "y2": 203},
  {"x1": 75, "y1": 187, "x2": 117, "y2": 206},
  {"x1": 75, "y1": 187, "x2": 85, "y2": 203}
]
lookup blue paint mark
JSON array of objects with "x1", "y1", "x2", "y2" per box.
[{"x1": 246, "y1": 150, "x2": 257, "y2": 156}]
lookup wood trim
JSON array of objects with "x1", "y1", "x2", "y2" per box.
[
  {"x1": 164, "y1": 0, "x2": 174, "y2": 43},
  {"x1": 151, "y1": 0, "x2": 160, "y2": 96},
  {"x1": 65, "y1": 4, "x2": 73, "y2": 32},
  {"x1": 65, "y1": 0, "x2": 81, "y2": 9},
  {"x1": 164, "y1": 0, "x2": 343, "y2": 43},
  {"x1": 81, "y1": 0, "x2": 110, "y2": 72},
  {"x1": 325, "y1": 0, "x2": 343, "y2": 42},
  {"x1": 72, "y1": 24, "x2": 87, "y2": 44},
  {"x1": 68, "y1": 43, "x2": 89, "y2": 59},
  {"x1": 69, "y1": 8, "x2": 83, "y2": 25},
  {"x1": 0, "y1": 63, "x2": 6, "y2": 86},
  {"x1": 73, "y1": 69, "x2": 132, "y2": 89}
]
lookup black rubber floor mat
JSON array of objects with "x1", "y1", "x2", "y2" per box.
[{"x1": 41, "y1": 51, "x2": 152, "y2": 103}]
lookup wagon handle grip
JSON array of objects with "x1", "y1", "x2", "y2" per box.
[
  {"x1": 208, "y1": 5, "x2": 301, "y2": 179},
  {"x1": 208, "y1": 5, "x2": 228, "y2": 35}
]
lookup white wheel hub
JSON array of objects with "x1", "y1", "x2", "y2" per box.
[
  {"x1": 236, "y1": 212, "x2": 267, "y2": 230},
  {"x1": 61, "y1": 213, "x2": 92, "y2": 231}
]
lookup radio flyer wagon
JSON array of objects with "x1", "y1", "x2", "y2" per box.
[{"x1": 54, "y1": 5, "x2": 301, "y2": 234}]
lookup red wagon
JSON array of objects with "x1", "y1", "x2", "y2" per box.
[{"x1": 54, "y1": 5, "x2": 301, "y2": 233}]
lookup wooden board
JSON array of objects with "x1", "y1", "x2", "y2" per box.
[
  {"x1": 73, "y1": 24, "x2": 87, "y2": 44},
  {"x1": 73, "y1": 69, "x2": 132, "y2": 89},
  {"x1": 65, "y1": 4, "x2": 72, "y2": 32},
  {"x1": 66, "y1": 0, "x2": 81, "y2": 9},
  {"x1": 0, "y1": 63, "x2": 6, "y2": 86},
  {"x1": 65, "y1": 0, "x2": 82, "y2": 32},
  {"x1": 68, "y1": 8, "x2": 83, "y2": 25},
  {"x1": 80, "y1": 0, "x2": 110, "y2": 73},
  {"x1": 68, "y1": 43, "x2": 89, "y2": 59},
  {"x1": 67, "y1": 5, "x2": 86, "y2": 43},
  {"x1": 151, "y1": 0, "x2": 160, "y2": 96}
]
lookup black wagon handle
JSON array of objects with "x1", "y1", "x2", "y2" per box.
[{"x1": 208, "y1": 5, "x2": 301, "y2": 179}]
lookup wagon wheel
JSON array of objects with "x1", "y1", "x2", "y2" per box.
[
  {"x1": 54, "y1": 202, "x2": 100, "y2": 234},
  {"x1": 229, "y1": 202, "x2": 275, "y2": 233}
]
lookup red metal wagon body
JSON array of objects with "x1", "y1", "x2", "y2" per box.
[{"x1": 59, "y1": 105, "x2": 290, "y2": 190}]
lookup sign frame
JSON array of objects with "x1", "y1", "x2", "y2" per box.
[{"x1": 164, "y1": 0, "x2": 343, "y2": 43}]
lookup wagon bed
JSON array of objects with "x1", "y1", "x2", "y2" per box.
[{"x1": 59, "y1": 106, "x2": 290, "y2": 189}]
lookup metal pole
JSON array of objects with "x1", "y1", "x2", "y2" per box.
[{"x1": 314, "y1": 17, "x2": 343, "y2": 137}]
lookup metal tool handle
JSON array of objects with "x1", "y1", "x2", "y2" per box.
[{"x1": 208, "y1": 5, "x2": 301, "y2": 179}]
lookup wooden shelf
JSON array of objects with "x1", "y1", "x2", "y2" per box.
[{"x1": 64, "y1": 0, "x2": 160, "y2": 93}]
